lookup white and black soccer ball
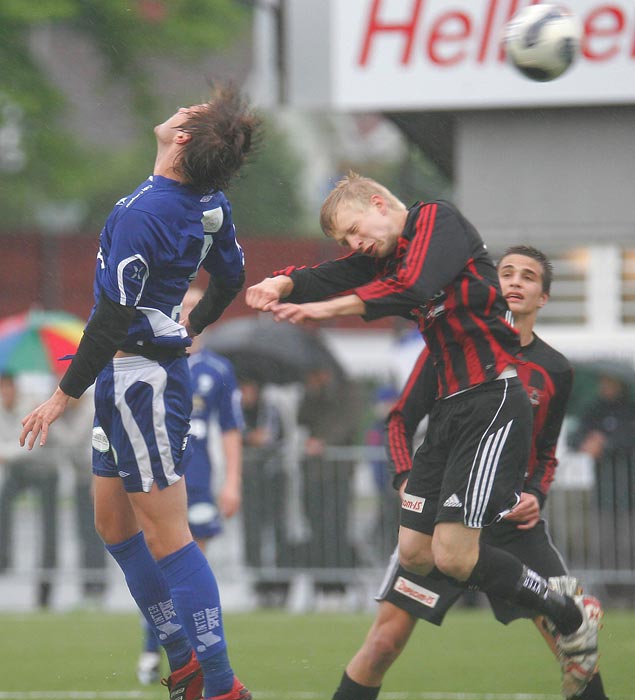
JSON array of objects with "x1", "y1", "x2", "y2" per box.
[{"x1": 503, "y1": 3, "x2": 582, "y2": 82}]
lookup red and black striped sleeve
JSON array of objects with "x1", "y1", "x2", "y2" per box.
[
  {"x1": 355, "y1": 202, "x2": 471, "y2": 320},
  {"x1": 273, "y1": 253, "x2": 379, "y2": 303},
  {"x1": 526, "y1": 364, "x2": 572, "y2": 504},
  {"x1": 519, "y1": 337, "x2": 573, "y2": 506},
  {"x1": 386, "y1": 347, "x2": 437, "y2": 491}
]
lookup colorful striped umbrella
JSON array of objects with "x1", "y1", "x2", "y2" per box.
[{"x1": 0, "y1": 310, "x2": 85, "y2": 376}]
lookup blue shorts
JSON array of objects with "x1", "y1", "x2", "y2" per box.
[{"x1": 92, "y1": 355, "x2": 192, "y2": 493}]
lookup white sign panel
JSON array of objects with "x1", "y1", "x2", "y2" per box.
[{"x1": 324, "y1": 0, "x2": 635, "y2": 110}]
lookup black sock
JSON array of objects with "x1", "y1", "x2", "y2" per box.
[
  {"x1": 466, "y1": 544, "x2": 582, "y2": 634},
  {"x1": 575, "y1": 672, "x2": 609, "y2": 699},
  {"x1": 332, "y1": 672, "x2": 380, "y2": 700}
]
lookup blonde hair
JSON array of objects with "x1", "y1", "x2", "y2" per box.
[{"x1": 319, "y1": 171, "x2": 406, "y2": 237}]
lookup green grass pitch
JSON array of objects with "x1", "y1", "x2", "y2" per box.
[{"x1": 1, "y1": 609, "x2": 633, "y2": 698}]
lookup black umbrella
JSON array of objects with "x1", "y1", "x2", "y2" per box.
[{"x1": 203, "y1": 314, "x2": 346, "y2": 384}]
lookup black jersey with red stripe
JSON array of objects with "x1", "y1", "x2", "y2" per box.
[
  {"x1": 277, "y1": 200, "x2": 520, "y2": 397},
  {"x1": 516, "y1": 334, "x2": 572, "y2": 506},
  {"x1": 387, "y1": 335, "x2": 572, "y2": 505}
]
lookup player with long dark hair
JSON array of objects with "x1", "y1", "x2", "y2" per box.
[{"x1": 20, "y1": 84, "x2": 260, "y2": 700}]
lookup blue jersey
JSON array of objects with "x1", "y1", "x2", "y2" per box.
[
  {"x1": 185, "y1": 349, "x2": 244, "y2": 494},
  {"x1": 93, "y1": 175, "x2": 244, "y2": 352}
]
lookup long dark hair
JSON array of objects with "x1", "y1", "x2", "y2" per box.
[{"x1": 176, "y1": 83, "x2": 262, "y2": 193}]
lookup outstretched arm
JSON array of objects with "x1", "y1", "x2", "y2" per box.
[
  {"x1": 269, "y1": 294, "x2": 366, "y2": 324},
  {"x1": 246, "y1": 275, "x2": 295, "y2": 311},
  {"x1": 20, "y1": 388, "x2": 71, "y2": 450}
]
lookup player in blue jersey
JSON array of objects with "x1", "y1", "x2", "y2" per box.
[
  {"x1": 137, "y1": 287, "x2": 245, "y2": 686},
  {"x1": 20, "y1": 84, "x2": 260, "y2": 700}
]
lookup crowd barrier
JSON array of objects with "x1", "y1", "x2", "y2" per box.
[
  {"x1": 0, "y1": 446, "x2": 633, "y2": 610},
  {"x1": 242, "y1": 445, "x2": 635, "y2": 607}
]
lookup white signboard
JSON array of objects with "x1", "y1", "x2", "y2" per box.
[{"x1": 286, "y1": 0, "x2": 635, "y2": 109}]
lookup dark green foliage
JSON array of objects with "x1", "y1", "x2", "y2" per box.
[{"x1": 0, "y1": 0, "x2": 249, "y2": 230}]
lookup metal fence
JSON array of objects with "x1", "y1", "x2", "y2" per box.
[
  {"x1": 243, "y1": 445, "x2": 635, "y2": 608},
  {"x1": 0, "y1": 445, "x2": 633, "y2": 611},
  {"x1": 545, "y1": 449, "x2": 635, "y2": 592}
]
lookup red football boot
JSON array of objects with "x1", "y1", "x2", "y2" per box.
[
  {"x1": 206, "y1": 677, "x2": 252, "y2": 700},
  {"x1": 161, "y1": 651, "x2": 204, "y2": 700}
]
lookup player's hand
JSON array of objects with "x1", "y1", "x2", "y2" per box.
[
  {"x1": 219, "y1": 482, "x2": 241, "y2": 519},
  {"x1": 20, "y1": 388, "x2": 70, "y2": 449},
  {"x1": 181, "y1": 316, "x2": 199, "y2": 339},
  {"x1": 270, "y1": 302, "x2": 320, "y2": 324},
  {"x1": 504, "y1": 491, "x2": 540, "y2": 530},
  {"x1": 246, "y1": 276, "x2": 293, "y2": 311}
]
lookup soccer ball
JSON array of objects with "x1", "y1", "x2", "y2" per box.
[{"x1": 503, "y1": 3, "x2": 582, "y2": 82}]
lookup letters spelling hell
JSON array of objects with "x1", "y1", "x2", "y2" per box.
[{"x1": 358, "y1": 0, "x2": 635, "y2": 66}]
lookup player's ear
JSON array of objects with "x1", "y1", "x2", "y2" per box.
[
  {"x1": 537, "y1": 292, "x2": 548, "y2": 308},
  {"x1": 370, "y1": 193, "x2": 386, "y2": 212},
  {"x1": 174, "y1": 130, "x2": 192, "y2": 145}
]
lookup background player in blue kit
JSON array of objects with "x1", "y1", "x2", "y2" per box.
[
  {"x1": 20, "y1": 84, "x2": 260, "y2": 700},
  {"x1": 137, "y1": 287, "x2": 245, "y2": 686},
  {"x1": 332, "y1": 246, "x2": 607, "y2": 700}
]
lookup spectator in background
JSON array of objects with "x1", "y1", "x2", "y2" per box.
[
  {"x1": 297, "y1": 366, "x2": 360, "y2": 594},
  {"x1": 571, "y1": 368, "x2": 635, "y2": 592},
  {"x1": 239, "y1": 376, "x2": 291, "y2": 606},
  {"x1": 136, "y1": 287, "x2": 246, "y2": 685},
  {"x1": 0, "y1": 372, "x2": 60, "y2": 608},
  {"x1": 364, "y1": 385, "x2": 401, "y2": 563},
  {"x1": 53, "y1": 390, "x2": 108, "y2": 607},
  {"x1": 0, "y1": 372, "x2": 61, "y2": 608},
  {"x1": 571, "y1": 370, "x2": 635, "y2": 459}
]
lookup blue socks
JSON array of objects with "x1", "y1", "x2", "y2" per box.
[
  {"x1": 107, "y1": 534, "x2": 234, "y2": 696},
  {"x1": 105, "y1": 532, "x2": 191, "y2": 671},
  {"x1": 158, "y1": 541, "x2": 234, "y2": 697}
]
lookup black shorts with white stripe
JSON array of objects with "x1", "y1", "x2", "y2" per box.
[
  {"x1": 401, "y1": 376, "x2": 532, "y2": 533},
  {"x1": 376, "y1": 547, "x2": 464, "y2": 626},
  {"x1": 377, "y1": 518, "x2": 568, "y2": 626}
]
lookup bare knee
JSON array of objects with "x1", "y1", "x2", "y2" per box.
[
  {"x1": 398, "y1": 530, "x2": 434, "y2": 576},
  {"x1": 431, "y1": 524, "x2": 480, "y2": 581},
  {"x1": 363, "y1": 625, "x2": 409, "y2": 673},
  {"x1": 432, "y1": 545, "x2": 473, "y2": 581},
  {"x1": 94, "y1": 509, "x2": 136, "y2": 546},
  {"x1": 399, "y1": 547, "x2": 433, "y2": 575}
]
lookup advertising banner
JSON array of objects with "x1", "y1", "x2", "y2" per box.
[{"x1": 287, "y1": 0, "x2": 635, "y2": 109}]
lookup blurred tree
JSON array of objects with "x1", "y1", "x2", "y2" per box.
[
  {"x1": 0, "y1": 0, "x2": 250, "y2": 231},
  {"x1": 228, "y1": 116, "x2": 307, "y2": 237},
  {"x1": 340, "y1": 147, "x2": 453, "y2": 208}
]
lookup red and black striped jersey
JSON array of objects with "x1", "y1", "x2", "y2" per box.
[
  {"x1": 277, "y1": 200, "x2": 520, "y2": 398},
  {"x1": 387, "y1": 335, "x2": 573, "y2": 506}
]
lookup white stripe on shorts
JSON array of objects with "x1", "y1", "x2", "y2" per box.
[
  {"x1": 465, "y1": 379, "x2": 514, "y2": 528},
  {"x1": 113, "y1": 356, "x2": 180, "y2": 492}
]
